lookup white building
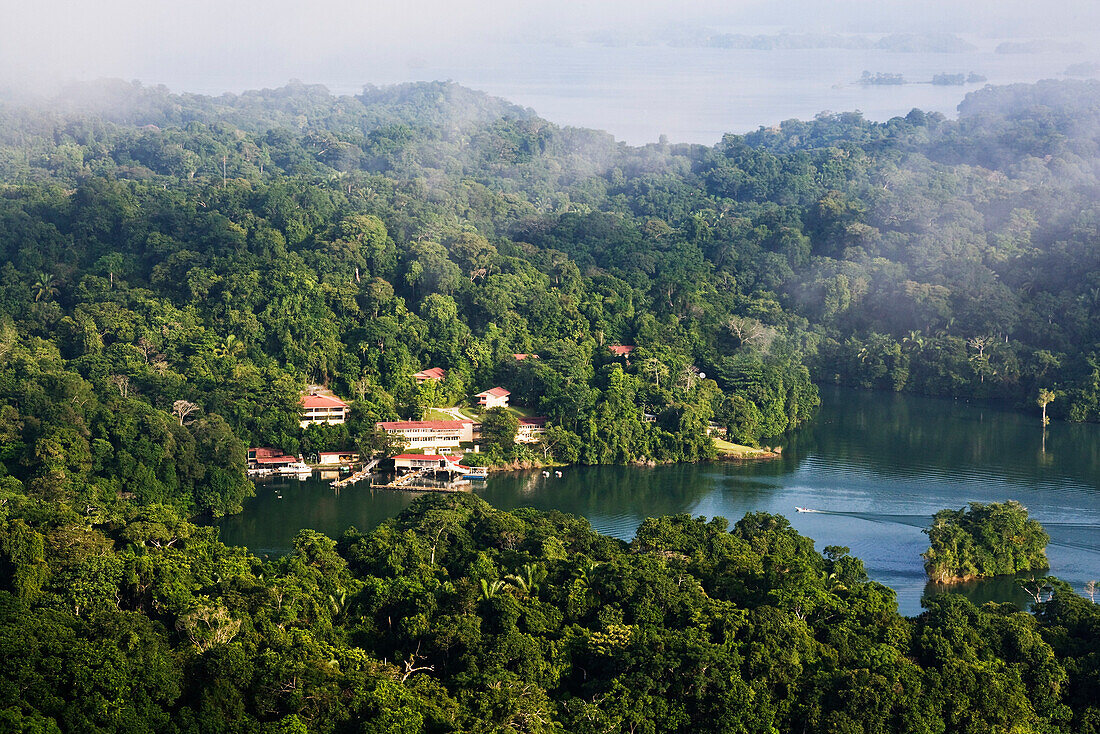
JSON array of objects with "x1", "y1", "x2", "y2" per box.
[
  {"x1": 377, "y1": 420, "x2": 476, "y2": 451},
  {"x1": 301, "y1": 394, "x2": 350, "y2": 429}
]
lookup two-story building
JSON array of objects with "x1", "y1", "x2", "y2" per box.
[
  {"x1": 516, "y1": 416, "x2": 549, "y2": 443},
  {"x1": 377, "y1": 420, "x2": 476, "y2": 452},
  {"x1": 476, "y1": 386, "x2": 510, "y2": 409},
  {"x1": 300, "y1": 393, "x2": 350, "y2": 429}
]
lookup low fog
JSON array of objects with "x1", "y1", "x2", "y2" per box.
[
  {"x1": 4, "y1": 1, "x2": 1100, "y2": 143},
  {"x1": 4, "y1": 1, "x2": 1099, "y2": 91}
]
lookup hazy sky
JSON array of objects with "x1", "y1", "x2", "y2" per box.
[{"x1": 3, "y1": 0, "x2": 1098, "y2": 93}]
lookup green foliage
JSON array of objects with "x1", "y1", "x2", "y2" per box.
[
  {"x1": 923, "y1": 501, "x2": 1050, "y2": 582},
  {"x1": 0, "y1": 494, "x2": 1092, "y2": 732}
]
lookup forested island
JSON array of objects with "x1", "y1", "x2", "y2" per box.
[{"x1": 923, "y1": 501, "x2": 1050, "y2": 583}]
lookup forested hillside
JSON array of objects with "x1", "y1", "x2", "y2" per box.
[
  {"x1": 1, "y1": 78, "x2": 1100, "y2": 517},
  {"x1": 3, "y1": 78, "x2": 1100, "y2": 732}
]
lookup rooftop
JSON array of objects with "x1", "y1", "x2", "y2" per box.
[
  {"x1": 608, "y1": 345, "x2": 635, "y2": 356},
  {"x1": 302, "y1": 393, "x2": 349, "y2": 409},
  {"x1": 413, "y1": 367, "x2": 446, "y2": 380},
  {"x1": 378, "y1": 420, "x2": 472, "y2": 430},
  {"x1": 477, "y1": 386, "x2": 511, "y2": 398},
  {"x1": 393, "y1": 454, "x2": 463, "y2": 462}
]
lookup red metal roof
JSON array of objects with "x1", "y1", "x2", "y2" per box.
[
  {"x1": 608, "y1": 345, "x2": 635, "y2": 356},
  {"x1": 518, "y1": 416, "x2": 548, "y2": 426},
  {"x1": 513, "y1": 353, "x2": 538, "y2": 361},
  {"x1": 378, "y1": 420, "x2": 471, "y2": 430},
  {"x1": 393, "y1": 454, "x2": 463, "y2": 462},
  {"x1": 476, "y1": 387, "x2": 510, "y2": 398},
  {"x1": 413, "y1": 367, "x2": 446, "y2": 380},
  {"x1": 301, "y1": 394, "x2": 349, "y2": 409},
  {"x1": 255, "y1": 455, "x2": 297, "y2": 464}
]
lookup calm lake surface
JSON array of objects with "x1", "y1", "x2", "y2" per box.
[
  {"x1": 151, "y1": 39, "x2": 1093, "y2": 145},
  {"x1": 216, "y1": 387, "x2": 1100, "y2": 616}
]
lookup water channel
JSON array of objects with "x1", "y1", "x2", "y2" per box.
[{"x1": 215, "y1": 387, "x2": 1100, "y2": 616}]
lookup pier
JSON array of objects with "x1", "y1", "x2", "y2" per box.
[{"x1": 330, "y1": 458, "x2": 379, "y2": 489}]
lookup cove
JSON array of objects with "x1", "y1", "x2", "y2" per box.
[{"x1": 214, "y1": 386, "x2": 1100, "y2": 616}]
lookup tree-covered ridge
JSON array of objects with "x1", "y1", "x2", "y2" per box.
[
  {"x1": 923, "y1": 501, "x2": 1050, "y2": 583},
  {"x1": 7, "y1": 78, "x2": 1100, "y2": 420},
  {"x1": 3, "y1": 78, "x2": 1100, "y2": 516},
  {"x1": 0, "y1": 493, "x2": 1096, "y2": 732}
]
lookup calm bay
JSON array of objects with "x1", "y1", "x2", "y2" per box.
[{"x1": 215, "y1": 387, "x2": 1100, "y2": 616}]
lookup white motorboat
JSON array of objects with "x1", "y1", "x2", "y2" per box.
[{"x1": 277, "y1": 461, "x2": 313, "y2": 477}]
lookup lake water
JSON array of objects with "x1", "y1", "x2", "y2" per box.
[
  {"x1": 215, "y1": 386, "x2": 1100, "y2": 616},
  {"x1": 151, "y1": 39, "x2": 1094, "y2": 145}
]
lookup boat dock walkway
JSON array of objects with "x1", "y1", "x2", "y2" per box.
[{"x1": 330, "y1": 458, "x2": 380, "y2": 489}]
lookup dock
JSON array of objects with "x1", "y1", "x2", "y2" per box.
[
  {"x1": 367, "y1": 466, "x2": 472, "y2": 493},
  {"x1": 330, "y1": 458, "x2": 379, "y2": 489}
]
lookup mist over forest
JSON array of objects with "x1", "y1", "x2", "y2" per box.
[{"x1": 4, "y1": 2, "x2": 1100, "y2": 730}]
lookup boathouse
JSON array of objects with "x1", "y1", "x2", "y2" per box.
[
  {"x1": 317, "y1": 450, "x2": 359, "y2": 466},
  {"x1": 247, "y1": 447, "x2": 298, "y2": 471},
  {"x1": 393, "y1": 453, "x2": 464, "y2": 471}
]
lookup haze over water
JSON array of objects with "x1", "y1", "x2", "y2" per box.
[
  {"x1": 217, "y1": 388, "x2": 1100, "y2": 617},
  {"x1": 6, "y1": 2, "x2": 1100, "y2": 145}
]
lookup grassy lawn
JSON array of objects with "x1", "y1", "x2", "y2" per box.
[
  {"x1": 712, "y1": 436, "x2": 771, "y2": 458},
  {"x1": 424, "y1": 407, "x2": 479, "y2": 421},
  {"x1": 506, "y1": 405, "x2": 536, "y2": 418}
]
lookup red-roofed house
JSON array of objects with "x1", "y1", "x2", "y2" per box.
[
  {"x1": 513, "y1": 353, "x2": 538, "y2": 361},
  {"x1": 476, "y1": 386, "x2": 510, "y2": 409},
  {"x1": 392, "y1": 453, "x2": 464, "y2": 471},
  {"x1": 413, "y1": 367, "x2": 446, "y2": 383},
  {"x1": 516, "y1": 416, "x2": 549, "y2": 443},
  {"x1": 377, "y1": 420, "x2": 476, "y2": 451},
  {"x1": 247, "y1": 447, "x2": 298, "y2": 471},
  {"x1": 300, "y1": 393, "x2": 350, "y2": 429},
  {"x1": 608, "y1": 345, "x2": 635, "y2": 357}
]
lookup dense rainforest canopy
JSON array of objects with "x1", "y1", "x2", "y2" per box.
[
  {"x1": 3, "y1": 492, "x2": 1100, "y2": 733},
  {"x1": 2, "y1": 77, "x2": 1100, "y2": 516}
]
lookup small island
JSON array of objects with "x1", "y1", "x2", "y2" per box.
[{"x1": 923, "y1": 501, "x2": 1049, "y2": 583}]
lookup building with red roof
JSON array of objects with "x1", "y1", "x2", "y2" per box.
[
  {"x1": 413, "y1": 367, "x2": 446, "y2": 383},
  {"x1": 608, "y1": 345, "x2": 635, "y2": 357},
  {"x1": 300, "y1": 393, "x2": 350, "y2": 429},
  {"x1": 516, "y1": 416, "x2": 549, "y2": 443},
  {"x1": 475, "y1": 386, "x2": 511, "y2": 409},
  {"x1": 392, "y1": 453, "x2": 464, "y2": 471},
  {"x1": 247, "y1": 447, "x2": 299, "y2": 471},
  {"x1": 377, "y1": 419, "x2": 476, "y2": 451}
]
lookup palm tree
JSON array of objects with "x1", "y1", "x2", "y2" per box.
[
  {"x1": 213, "y1": 334, "x2": 244, "y2": 360},
  {"x1": 32, "y1": 272, "x2": 58, "y2": 303}
]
